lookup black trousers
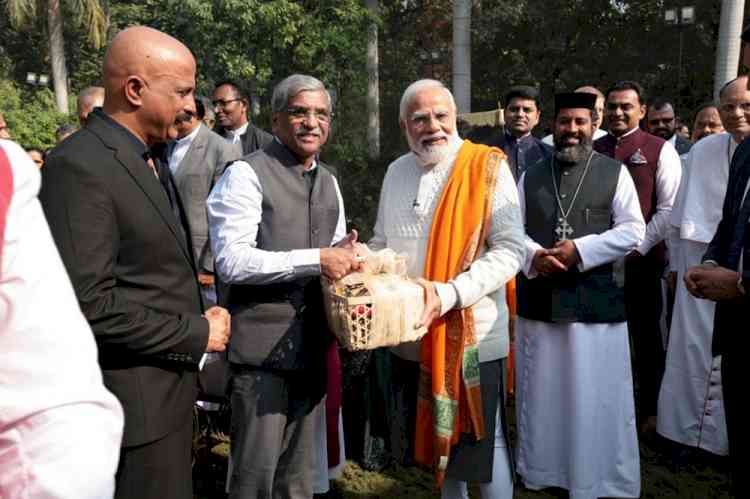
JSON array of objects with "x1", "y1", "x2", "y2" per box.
[
  {"x1": 114, "y1": 418, "x2": 193, "y2": 499},
  {"x1": 722, "y1": 353, "x2": 746, "y2": 496},
  {"x1": 625, "y1": 255, "x2": 665, "y2": 419},
  {"x1": 387, "y1": 354, "x2": 511, "y2": 482}
]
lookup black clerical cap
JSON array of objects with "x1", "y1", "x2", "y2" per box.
[
  {"x1": 742, "y1": 24, "x2": 750, "y2": 43},
  {"x1": 554, "y1": 92, "x2": 597, "y2": 116}
]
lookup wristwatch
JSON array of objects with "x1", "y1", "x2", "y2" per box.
[{"x1": 738, "y1": 276, "x2": 746, "y2": 296}]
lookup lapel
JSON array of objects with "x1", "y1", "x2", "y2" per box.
[
  {"x1": 87, "y1": 113, "x2": 195, "y2": 268},
  {"x1": 173, "y1": 124, "x2": 208, "y2": 188}
]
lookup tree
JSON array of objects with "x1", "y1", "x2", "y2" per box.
[{"x1": 5, "y1": 0, "x2": 107, "y2": 113}]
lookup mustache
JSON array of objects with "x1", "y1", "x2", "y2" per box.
[
  {"x1": 174, "y1": 110, "x2": 195, "y2": 124},
  {"x1": 296, "y1": 127, "x2": 322, "y2": 137},
  {"x1": 553, "y1": 132, "x2": 593, "y2": 149}
]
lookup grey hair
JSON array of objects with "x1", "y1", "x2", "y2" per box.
[
  {"x1": 399, "y1": 79, "x2": 456, "y2": 121},
  {"x1": 77, "y1": 86, "x2": 105, "y2": 103},
  {"x1": 271, "y1": 74, "x2": 331, "y2": 113}
]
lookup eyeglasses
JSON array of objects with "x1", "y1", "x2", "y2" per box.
[
  {"x1": 211, "y1": 98, "x2": 242, "y2": 109},
  {"x1": 285, "y1": 106, "x2": 332, "y2": 124}
]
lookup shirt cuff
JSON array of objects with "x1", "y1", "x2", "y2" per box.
[
  {"x1": 636, "y1": 240, "x2": 653, "y2": 255},
  {"x1": 572, "y1": 234, "x2": 597, "y2": 272},
  {"x1": 523, "y1": 240, "x2": 544, "y2": 278},
  {"x1": 434, "y1": 281, "x2": 458, "y2": 316},
  {"x1": 291, "y1": 248, "x2": 322, "y2": 277}
]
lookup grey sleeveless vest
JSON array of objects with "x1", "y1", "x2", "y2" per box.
[
  {"x1": 518, "y1": 151, "x2": 626, "y2": 323},
  {"x1": 226, "y1": 140, "x2": 340, "y2": 370}
]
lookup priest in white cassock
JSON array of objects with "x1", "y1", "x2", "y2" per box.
[
  {"x1": 515, "y1": 92, "x2": 646, "y2": 499},
  {"x1": 657, "y1": 75, "x2": 750, "y2": 456}
]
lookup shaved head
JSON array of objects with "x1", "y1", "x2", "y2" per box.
[{"x1": 102, "y1": 26, "x2": 196, "y2": 146}]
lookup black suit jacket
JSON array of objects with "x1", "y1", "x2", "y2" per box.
[
  {"x1": 40, "y1": 110, "x2": 209, "y2": 447},
  {"x1": 217, "y1": 122, "x2": 273, "y2": 156},
  {"x1": 703, "y1": 137, "x2": 750, "y2": 356},
  {"x1": 487, "y1": 132, "x2": 552, "y2": 181}
]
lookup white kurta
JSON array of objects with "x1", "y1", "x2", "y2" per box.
[
  {"x1": 515, "y1": 162, "x2": 645, "y2": 499},
  {"x1": 657, "y1": 132, "x2": 736, "y2": 456}
]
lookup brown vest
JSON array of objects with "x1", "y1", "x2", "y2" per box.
[{"x1": 594, "y1": 128, "x2": 666, "y2": 261}]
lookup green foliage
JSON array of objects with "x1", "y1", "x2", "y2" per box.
[
  {"x1": 0, "y1": 79, "x2": 74, "y2": 150},
  {"x1": 471, "y1": 0, "x2": 726, "y2": 130}
]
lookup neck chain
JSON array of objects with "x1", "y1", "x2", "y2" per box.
[{"x1": 550, "y1": 152, "x2": 594, "y2": 240}]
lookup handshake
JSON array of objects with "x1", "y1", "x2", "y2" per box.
[{"x1": 204, "y1": 306, "x2": 231, "y2": 353}]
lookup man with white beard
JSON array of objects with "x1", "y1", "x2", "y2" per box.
[
  {"x1": 369, "y1": 79, "x2": 525, "y2": 497},
  {"x1": 515, "y1": 92, "x2": 645, "y2": 499},
  {"x1": 657, "y1": 76, "x2": 750, "y2": 457}
]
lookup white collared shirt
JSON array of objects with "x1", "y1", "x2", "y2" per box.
[
  {"x1": 223, "y1": 122, "x2": 249, "y2": 145},
  {"x1": 169, "y1": 124, "x2": 201, "y2": 175}
]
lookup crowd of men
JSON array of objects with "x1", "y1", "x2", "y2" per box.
[{"x1": 2, "y1": 22, "x2": 749, "y2": 499}]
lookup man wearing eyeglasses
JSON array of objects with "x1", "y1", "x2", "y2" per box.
[
  {"x1": 211, "y1": 80, "x2": 272, "y2": 156},
  {"x1": 208, "y1": 74, "x2": 359, "y2": 498},
  {"x1": 659, "y1": 76, "x2": 750, "y2": 463},
  {"x1": 684, "y1": 26, "x2": 750, "y2": 495}
]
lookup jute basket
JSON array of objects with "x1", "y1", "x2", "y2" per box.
[{"x1": 323, "y1": 272, "x2": 428, "y2": 351}]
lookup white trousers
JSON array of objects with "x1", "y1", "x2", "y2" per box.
[
  {"x1": 0, "y1": 402, "x2": 123, "y2": 499},
  {"x1": 440, "y1": 406, "x2": 513, "y2": 499}
]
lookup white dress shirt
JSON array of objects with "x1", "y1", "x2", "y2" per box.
[
  {"x1": 207, "y1": 148, "x2": 347, "y2": 286},
  {"x1": 168, "y1": 124, "x2": 201, "y2": 175},
  {"x1": 223, "y1": 122, "x2": 248, "y2": 145}
]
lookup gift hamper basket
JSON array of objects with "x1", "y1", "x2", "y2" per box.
[{"x1": 322, "y1": 248, "x2": 428, "y2": 351}]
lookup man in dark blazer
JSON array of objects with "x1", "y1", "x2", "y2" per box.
[
  {"x1": 684, "y1": 27, "x2": 750, "y2": 496},
  {"x1": 212, "y1": 80, "x2": 273, "y2": 156},
  {"x1": 488, "y1": 85, "x2": 552, "y2": 181},
  {"x1": 168, "y1": 97, "x2": 239, "y2": 303},
  {"x1": 39, "y1": 26, "x2": 230, "y2": 499},
  {"x1": 646, "y1": 97, "x2": 692, "y2": 155},
  {"x1": 685, "y1": 137, "x2": 750, "y2": 496}
]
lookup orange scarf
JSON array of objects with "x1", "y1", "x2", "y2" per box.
[{"x1": 414, "y1": 140, "x2": 505, "y2": 485}]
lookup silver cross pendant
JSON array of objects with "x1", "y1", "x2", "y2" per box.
[{"x1": 555, "y1": 217, "x2": 574, "y2": 241}]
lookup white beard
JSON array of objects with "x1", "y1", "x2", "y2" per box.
[{"x1": 407, "y1": 132, "x2": 455, "y2": 167}]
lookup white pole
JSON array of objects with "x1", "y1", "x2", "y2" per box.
[
  {"x1": 452, "y1": 0, "x2": 471, "y2": 114},
  {"x1": 366, "y1": 0, "x2": 380, "y2": 159},
  {"x1": 714, "y1": 0, "x2": 746, "y2": 100}
]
